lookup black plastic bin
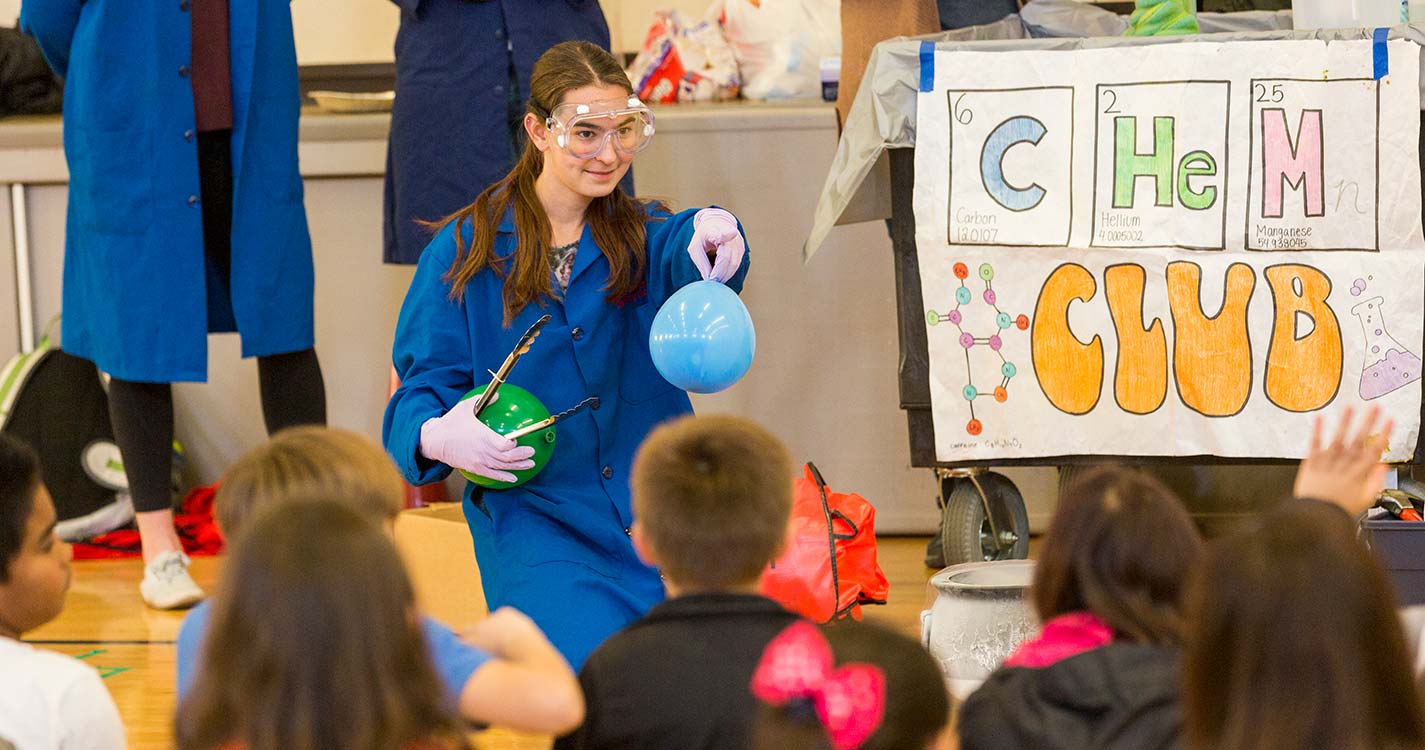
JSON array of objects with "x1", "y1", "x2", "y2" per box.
[{"x1": 1363, "y1": 519, "x2": 1425, "y2": 606}]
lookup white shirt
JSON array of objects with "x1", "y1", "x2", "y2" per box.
[{"x1": 0, "y1": 637, "x2": 126, "y2": 750}]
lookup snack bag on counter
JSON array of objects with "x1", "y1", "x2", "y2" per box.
[
  {"x1": 711, "y1": 0, "x2": 840, "y2": 100},
  {"x1": 627, "y1": 10, "x2": 740, "y2": 104}
]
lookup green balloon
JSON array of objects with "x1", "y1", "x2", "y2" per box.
[{"x1": 456, "y1": 383, "x2": 556, "y2": 489}]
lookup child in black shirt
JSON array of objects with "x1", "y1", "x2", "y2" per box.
[{"x1": 555, "y1": 415, "x2": 802, "y2": 750}]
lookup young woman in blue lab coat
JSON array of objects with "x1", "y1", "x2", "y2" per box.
[
  {"x1": 20, "y1": 0, "x2": 326, "y2": 609},
  {"x1": 384, "y1": 41, "x2": 749, "y2": 669}
]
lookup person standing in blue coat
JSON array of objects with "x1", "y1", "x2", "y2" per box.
[
  {"x1": 384, "y1": 41, "x2": 749, "y2": 669},
  {"x1": 20, "y1": 0, "x2": 326, "y2": 608},
  {"x1": 384, "y1": 0, "x2": 617, "y2": 265}
]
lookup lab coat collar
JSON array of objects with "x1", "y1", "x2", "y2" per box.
[
  {"x1": 567, "y1": 223, "x2": 601, "y2": 288},
  {"x1": 496, "y1": 208, "x2": 605, "y2": 289}
]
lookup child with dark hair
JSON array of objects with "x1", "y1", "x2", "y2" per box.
[
  {"x1": 0, "y1": 433, "x2": 126, "y2": 749},
  {"x1": 750, "y1": 620, "x2": 953, "y2": 750},
  {"x1": 176, "y1": 501, "x2": 469, "y2": 750},
  {"x1": 554, "y1": 414, "x2": 801, "y2": 750},
  {"x1": 957, "y1": 466, "x2": 1203, "y2": 750},
  {"x1": 1185, "y1": 407, "x2": 1425, "y2": 750}
]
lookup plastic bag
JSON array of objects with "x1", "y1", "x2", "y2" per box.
[
  {"x1": 627, "y1": 10, "x2": 740, "y2": 104},
  {"x1": 760, "y1": 463, "x2": 890, "y2": 623},
  {"x1": 713, "y1": 0, "x2": 841, "y2": 100}
]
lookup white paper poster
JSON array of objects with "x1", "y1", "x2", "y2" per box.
[{"x1": 913, "y1": 40, "x2": 1425, "y2": 462}]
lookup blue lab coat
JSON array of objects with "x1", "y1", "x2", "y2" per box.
[
  {"x1": 20, "y1": 0, "x2": 314, "y2": 383},
  {"x1": 383, "y1": 0, "x2": 613, "y2": 265},
  {"x1": 384, "y1": 206, "x2": 750, "y2": 669}
]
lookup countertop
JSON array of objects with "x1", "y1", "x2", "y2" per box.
[{"x1": 0, "y1": 98, "x2": 836, "y2": 183}]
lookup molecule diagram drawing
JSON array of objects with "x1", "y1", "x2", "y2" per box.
[{"x1": 926, "y1": 262, "x2": 1029, "y2": 436}]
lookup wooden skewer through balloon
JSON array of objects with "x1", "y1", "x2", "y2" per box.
[{"x1": 504, "y1": 396, "x2": 599, "y2": 440}]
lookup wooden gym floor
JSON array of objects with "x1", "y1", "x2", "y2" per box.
[{"x1": 25, "y1": 533, "x2": 945, "y2": 750}]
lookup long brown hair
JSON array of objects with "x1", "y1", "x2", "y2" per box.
[
  {"x1": 175, "y1": 501, "x2": 469, "y2": 750},
  {"x1": 1032, "y1": 466, "x2": 1203, "y2": 645},
  {"x1": 1184, "y1": 501, "x2": 1425, "y2": 750},
  {"x1": 441, "y1": 41, "x2": 661, "y2": 323}
]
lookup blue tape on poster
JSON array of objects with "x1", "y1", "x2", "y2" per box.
[
  {"x1": 1374, "y1": 27, "x2": 1389, "y2": 80},
  {"x1": 920, "y1": 41, "x2": 934, "y2": 93}
]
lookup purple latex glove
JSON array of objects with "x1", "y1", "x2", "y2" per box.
[
  {"x1": 419, "y1": 398, "x2": 535, "y2": 483},
  {"x1": 688, "y1": 207, "x2": 746, "y2": 283}
]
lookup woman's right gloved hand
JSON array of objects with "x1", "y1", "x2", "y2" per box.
[{"x1": 419, "y1": 400, "x2": 536, "y2": 484}]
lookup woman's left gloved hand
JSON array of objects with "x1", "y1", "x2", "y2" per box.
[{"x1": 688, "y1": 207, "x2": 745, "y2": 283}]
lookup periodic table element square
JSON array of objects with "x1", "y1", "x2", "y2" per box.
[
  {"x1": 946, "y1": 87, "x2": 1075, "y2": 247},
  {"x1": 1245, "y1": 79, "x2": 1379, "y2": 252},
  {"x1": 1092, "y1": 81, "x2": 1231, "y2": 250}
]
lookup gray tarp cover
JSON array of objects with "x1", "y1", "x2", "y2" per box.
[{"x1": 804, "y1": 0, "x2": 1425, "y2": 259}]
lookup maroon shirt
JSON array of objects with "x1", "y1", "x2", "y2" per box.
[{"x1": 190, "y1": 0, "x2": 234, "y2": 132}]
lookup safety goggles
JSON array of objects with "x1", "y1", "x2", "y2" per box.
[{"x1": 543, "y1": 96, "x2": 656, "y2": 159}]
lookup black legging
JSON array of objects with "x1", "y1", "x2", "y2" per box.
[
  {"x1": 111, "y1": 128, "x2": 326, "y2": 515},
  {"x1": 110, "y1": 352, "x2": 326, "y2": 513}
]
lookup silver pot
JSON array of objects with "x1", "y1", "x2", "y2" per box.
[{"x1": 921, "y1": 560, "x2": 1038, "y2": 700}]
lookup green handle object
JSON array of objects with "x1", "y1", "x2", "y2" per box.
[
  {"x1": 457, "y1": 383, "x2": 556, "y2": 489},
  {"x1": 1124, "y1": 0, "x2": 1199, "y2": 36}
]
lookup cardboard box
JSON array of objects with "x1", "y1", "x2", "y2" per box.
[
  {"x1": 837, "y1": 0, "x2": 938, "y2": 129},
  {"x1": 395, "y1": 503, "x2": 488, "y2": 628}
]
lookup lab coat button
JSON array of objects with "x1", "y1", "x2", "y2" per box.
[
  {"x1": 179, "y1": 0, "x2": 191, "y2": 10},
  {"x1": 493, "y1": 85, "x2": 505, "y2": 96},
  {"x1": 187, "y1": 195, "x2": 199, "y2": 208},
  {"x1": 495, "y1": 28, "x2": 506, "y2": 40},
  {"x1": 624, "y1": 527, "x2": 631, "y2": 536},
  {"x1": 571, "y1": 326, "x2": 584, "y2": 341},
  {"x1": 179, "y1": 65, "x2": 190, "y2": 78},
  {"x1": 602, "y1": 466, "x2": 613, "y2": 480},
  {"x1": 183, "y1": 129, "x2": 195, "y2": 142}
]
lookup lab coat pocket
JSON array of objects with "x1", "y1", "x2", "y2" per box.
[{"x1": 68, "y1": 126, "x2": 155, "y2": 237}]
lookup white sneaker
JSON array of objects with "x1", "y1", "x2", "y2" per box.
[{"x1": 140, "y1": 551, "x2": 205, "y2": 610}]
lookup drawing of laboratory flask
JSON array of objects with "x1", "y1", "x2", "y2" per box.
[{"x1": 1352, "y1": 296, "x2": 1423, "y2": 400}]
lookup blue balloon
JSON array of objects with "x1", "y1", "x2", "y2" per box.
[{"x1": 649, "y1": 281, "x2": 756, "y2": 394}]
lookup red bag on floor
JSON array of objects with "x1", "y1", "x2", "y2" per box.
[
  {"x1": 761, "y1": 463, "x2": 889, "y2": 623},
  {"x1": 71, "y1": 484, "x2": 225, "y2": 560}
]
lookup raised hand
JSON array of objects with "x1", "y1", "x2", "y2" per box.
[{"x1": 1293, "y1": 405, "x2": 1393, "y2": 516}]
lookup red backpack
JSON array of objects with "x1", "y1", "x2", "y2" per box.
[{"x1": 760, "y1": 463, "x2": 890, "y2": 623}]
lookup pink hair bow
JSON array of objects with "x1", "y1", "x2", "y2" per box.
[{"x1": 750, "y1": 622, "x2": 886, "y2": 750}]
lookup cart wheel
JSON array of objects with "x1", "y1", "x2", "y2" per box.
[
  {"x1": 923, "y1": 531, "x2": 946, "y2": 569},
  {"x1": 939, "y1": 472, "x2": 1030, "y2": 565}
]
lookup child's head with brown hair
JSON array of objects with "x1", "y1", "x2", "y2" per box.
[
  {"x1": 176, "y1": 500, "x2": 468, "y2": 750},
  {"x1": 751, "y1": 620, "x2": 953, "y2": 750},
  {"x1": 1033, "y1": 466, "x2": 1202, "y2": 645},
  {"x1": 631, "y1": 414, "x2": 792, "y2": 592},
  {"x1": 215, "y1": 426, "x2": 404, "y2": 538},
  {"x1": 1184, "y1": 501, "x2": 1425, "y2": 750}
]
